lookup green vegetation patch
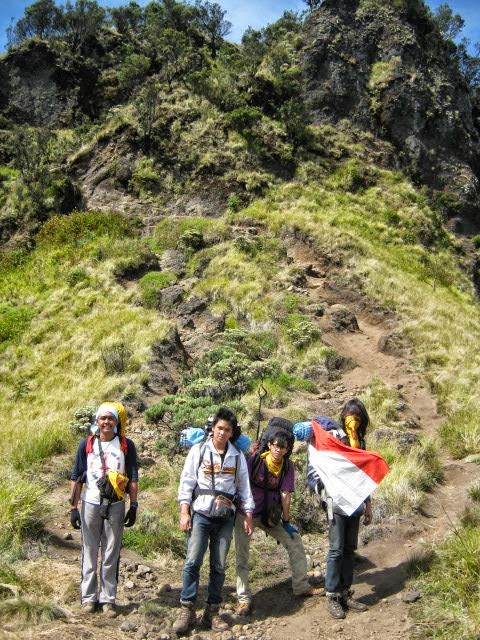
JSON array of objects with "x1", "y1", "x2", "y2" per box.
[
  {"x1": 151, "y1": 216, "x2": 231, "y2": 253},
  {"x1": 36, "y1": 210, "x2": 133, "y2": 249},
  {"x1": 0, "y1": 303, "x2": 34, "y2": 345},
  {"x1": 138, "y1": 271, "x2": 178, "y2": 308},
  {"x1": 411, "y1": 526, "x2": 480, "y2": 639},
  {"x1": 0, "y1": 477, "x2": 46, "y2": 554}
]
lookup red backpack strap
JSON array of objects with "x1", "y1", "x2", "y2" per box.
[
  {"x1": 120, "y1": 436, "x2": 128, "y2": 456},
  {"x1": 85, "y1": 435, "x2": 95, "y2": 454}
]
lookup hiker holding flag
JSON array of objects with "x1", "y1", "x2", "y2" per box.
[{"x1": 294, "y1": 398, "x2": 389, "y2": 620}]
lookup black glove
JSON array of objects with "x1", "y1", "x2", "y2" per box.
[
  {"x1": 124, "y1": 502, "x2": 138, "y2": 527},
  {"x1": 70, "y1": 508, "x2": 81, "y2": 530}
]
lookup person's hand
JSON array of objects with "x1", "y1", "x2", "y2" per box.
[
  {"x1": 180, "y1": 512, "x2": 192, "y2": 532},
  {"x1": 282, "y1": 521, "x2": 298, "y2": 538},
  {"x1": 363, "y1": 501, "x2": 373, "y2": 525},
  {"x1": 243, "y1": 513, "x2": 253, "y2": 537},
  {"x1": 70, "y1": 508, "x2": 81, "y2": 530},
  {"x1": 124, "y1": 502, "x2": 138, "y2": 527}
]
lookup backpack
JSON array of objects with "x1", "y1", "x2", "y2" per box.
[
  {"x1": 251, "y1": 416, "x2": 295, "y2": 457},
  {"x1": 312, "y1": 416, "x2": 348, "y2": 443}
]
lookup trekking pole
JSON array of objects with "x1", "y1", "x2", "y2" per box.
[{"x1": 255, "y1": 379, "x2": 268, "y2": 442}]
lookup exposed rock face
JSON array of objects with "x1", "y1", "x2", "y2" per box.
[
  {"x1": 303, "y1": 0, "x2": 480, "y2": 219},
  {"x1": 0, "y1": 40, "x2": 99, "y2": 125}
]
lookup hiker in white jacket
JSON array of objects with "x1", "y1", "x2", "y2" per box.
[{"x1": 173, "y1": 407, "x2": 254, "y2": 635}]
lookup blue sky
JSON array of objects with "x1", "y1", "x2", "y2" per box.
[{"x1": 0, "y1": 1, "x2": 478, "y2": 52}]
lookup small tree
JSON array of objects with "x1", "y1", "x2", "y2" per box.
[
  {"x1": 109, "y1": 1, "x2": 144, "y2": 36},
  {"x1": 134, "y1": 77, "x2": 162, "y2": 151},
  {"x1": 117, "y1": 52, "x2": 151, "y2": 96},
  {"x1": 302, "y1": 0, "x2": 324, "y2": 10},
  {"x1": 433, "y1": 3, "x2": 465, "y2": 41},
  {"x1": 194, "y1": 0, "x2": 231, "y2": 59},
  {"x1": 157, "y1": 28, "x2": 200, "y2": 90},
  {"x1": 61, "y1": 0, "x2": 106, "y2": 52},
  {"x1": 10, "y1": 0, "x2": 62, "y2": 45}
]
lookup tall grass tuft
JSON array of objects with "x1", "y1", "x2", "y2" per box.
[
  {"x1": 0, "y1": 477, "x2": 46, "y2": 554},
  {"x1": 411, "y1": 526, "x2": 480, "y2": 639},
  {"x1": 0, "y1": 597, "x2": 67, "y2": 624}
]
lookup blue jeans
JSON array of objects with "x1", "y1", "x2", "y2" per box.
[
  {"x1": 325, "y1": 512, "x2": 360, "y2": 597},
  {"x1": 180, "y1": 511, "x2": 235, "y2": 605}
]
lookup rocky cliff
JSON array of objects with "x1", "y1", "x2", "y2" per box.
[{"x1": 303, "y1": 0, "x2": 480, "y2": 223}]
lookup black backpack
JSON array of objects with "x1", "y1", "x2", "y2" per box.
[{"x1": 252, "y1": 416, "x2": 294, "y2": 457}]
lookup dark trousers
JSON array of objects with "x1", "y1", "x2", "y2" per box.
[{"x1": 325, "y1": 511, "x2": 360, "y2": 597}]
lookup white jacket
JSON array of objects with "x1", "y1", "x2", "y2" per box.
[{"x1": 178, "y1": 438, "x2": 255, "y2": 516}]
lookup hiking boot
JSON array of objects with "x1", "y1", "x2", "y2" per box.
[
  {"x1": 81, "y1": 602, "x2": 96, "y2": 614},
  {"x1": 102, "y1": 603, "x2": 117, "y2": 618},
  {"x1": 200, "y1": 603, "x2": 229, "y2": 631},
  {"x1": 172, "y1": 602, "x2": 196, "y2": 635},
  {"x1": 298, "y1": 586, "x2": 325, "y2": 597},
  {"x1": 342, "y1": 593, "x2": 368, "y2": 612},
  {"x1": 236, "y1": 601, "x2": 252, "y2": 617},
  {"x1": 326, "y1": 597, "x2": 346, "y2": 619}
]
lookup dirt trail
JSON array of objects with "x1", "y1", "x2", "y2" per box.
[
  {"x1": 260, "y1": 245, "x2": 480, "y2": 640},
  {"x1": 6, "y1": 242, "x2": 480, "y2": 640}
]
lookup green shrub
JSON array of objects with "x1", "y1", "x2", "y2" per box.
[
  {"x1": 468, "y1": 482, "x2": 480, "y2": 503},
  {"x1": 69, "y1": 405, "x2": 97, "y2": 436},
  {"x1": 0, "y1": 303, "x2": 33, "y2": 344},
  {"x1": 37, "y1": 211, "x2": 133, "y2": 248},
  {"x1": 151, "y1": 217, "x2": 230, "y2": 253},
  {"x1": 101, "y1": 341, "x2": 133, "y2": 374},
  {"x1": 138, "y1": 271, "x2": 178, "y2": 308},
  {"x1": 283, "y1": 313, "x2": 320, "y2": 349},
  {"x1": 224, "y1": 106, "x2": 263, "y2": 133},
  {"x1": 129, "y1": 158, "x2": 161, "y2": 196},
  {"x1": 65, "y1": 268, "x2": 90, "y2": 288},
  {"x1": 111, "y1": 243, "x2": 159, "y2": 280},
  {"x1": 178, "y1": 229, "x2": 204, "y2": 252},
  {"x1": 471, "y1": 235, "x2": 480, "y2": 249},
  {"x1": 227, "y1": 193, "x2": 242, "y2": 212},
  {"x1": 146, "y1": 394, "x2": 244, "y2": 433},
  {"x1": 439, "y1": 408, "x2": 480, "y2": 459}
]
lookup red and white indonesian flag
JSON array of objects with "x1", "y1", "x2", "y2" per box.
[{"x1": 309, "y1": 418, "x2": 390, "y2": 516}]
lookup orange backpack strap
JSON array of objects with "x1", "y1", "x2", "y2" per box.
[
  {"x1": 85, "y1": 435, "x2": 95, "y2": 454},
  {"x1": 120, "y1": 436, "x2": 128, "y2": 456},
  {"x1": 85, "y1": 434, "x2": 128, "y2": 456}
]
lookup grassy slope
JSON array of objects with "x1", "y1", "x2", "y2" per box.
[{"x1": 0, "y1": 123, "x2": 479, "y2": 635}]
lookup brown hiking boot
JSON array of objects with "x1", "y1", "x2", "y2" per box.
[
  {"x1": 200, "y1": 603, "x2": 229, "y2": 631},
  {"x1": 326, "y1": 597, "x2": 346, "y2": 619},
  {"x1": 172, "y1": 602, "x2": 196, "y2": 635},
  {"x1": 81, "y1": 602, "x2": 96, "y2": 614},
  {"x1": 102, "y1": 603, "x2": 117, "y2": 618},
  {"x1": 236, "y1": 601, "x2": 252, "y2": 617},
  {"x1": 342, "y1": 593, "x2": 368, "y2": 612}
]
